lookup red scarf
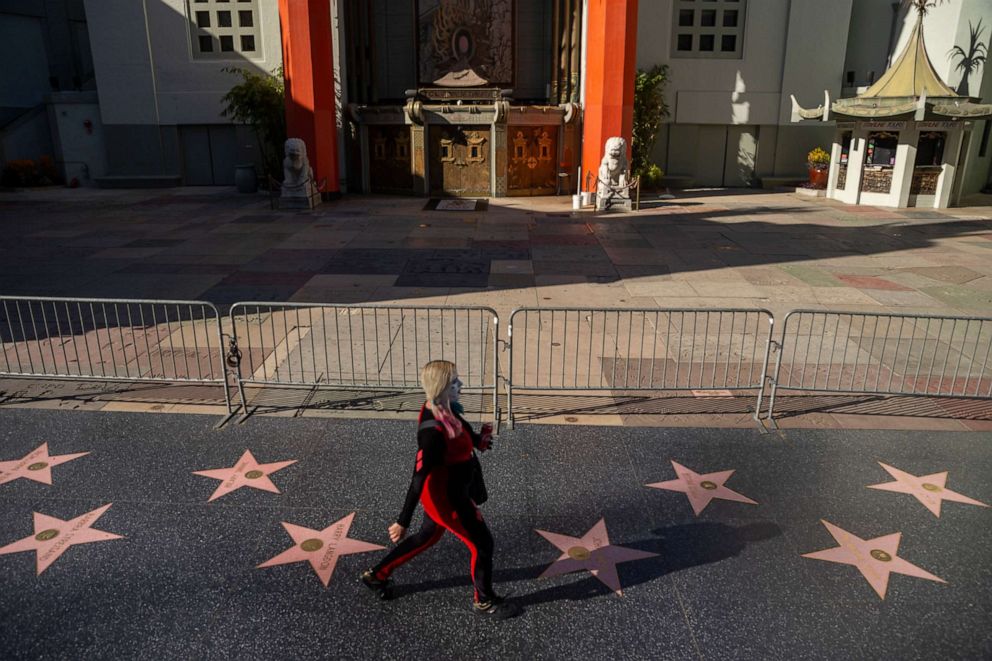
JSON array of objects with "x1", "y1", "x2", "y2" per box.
[{"x1": 429, "y1": 400, "x2": 463, "y2": 439}]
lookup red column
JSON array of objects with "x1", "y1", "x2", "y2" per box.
[
  {"x1": 279, "y1": 0, "x2": 339, "y2": 193},
  {"x1": 581, "y1": 0, "x2": 639, "y2": 191}
]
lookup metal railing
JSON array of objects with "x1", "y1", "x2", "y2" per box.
[
  {"x1": 506, "y1": 307, "x2": 775, "y2": 425},
  {"x1": 766, "y1": 310, "x2": 992, "y2": 419},
  {"x1": 228, "y1": 302, "x2": 499, "y2": 421},
  {"x1": 4, "y1": 296, "x2": 990, "y2": 428},
  {"x1": 0, "y1": 296, "x2": 231, "y2": 411}
]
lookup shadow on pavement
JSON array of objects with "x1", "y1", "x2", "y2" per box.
[{"x1": 389, "y1": 521, "x2": 782, "y2": 603}]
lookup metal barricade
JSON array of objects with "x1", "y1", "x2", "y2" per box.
[
  {"x1": 228, "y1": 302, "x2": 499, "y2": 421},
  {"x1": 767, "y1": 310, "x2": 992, "y2": 419},
  {"x1": 0, "y1": 296, "x2": 232, "y2": 412},
  {"x1": 506, "y1": 307, "x2": 775, "y2": 425}
]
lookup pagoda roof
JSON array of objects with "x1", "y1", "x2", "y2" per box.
[
  {"x1": 791, "y1": 12, "x2": 992, "y2": 122},
  {"x1": 858, "y1": 15, "x2": 957, "y2": 99}
]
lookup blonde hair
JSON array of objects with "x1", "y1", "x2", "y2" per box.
[
  {"x1": 420, "y1": 360, "x2": 457, "y2": 403},
  {"x1": 420, "y1": 360, "x2": 462, "y2": 438}
]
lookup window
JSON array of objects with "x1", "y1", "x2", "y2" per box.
[
  {"x1": 915, "y1": 132, "x2": 945, "y2": 167},
  {"x1": 866, "y1": 132, "x2": 899, "y2": 166},
  {"x1": 672, "y1": 0, "x2": 746, "y2": 59},
  {"x1": 188, "y1": 0, "x2": 261, "y2": 59}
]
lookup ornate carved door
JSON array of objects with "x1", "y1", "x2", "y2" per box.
[
  {"x1": 429, "y1": 126, "x2": 491, "y2": 197},
  {"x1": 507, "y1": 126, "x2": 558, "y2": 195},
  {"x1": 368, "y1": 126, "x2": 414, "y2": 194}
]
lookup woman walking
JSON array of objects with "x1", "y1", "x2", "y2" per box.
[{"x1": 361, "y1": 360, "x2": 521, "y2": 619}]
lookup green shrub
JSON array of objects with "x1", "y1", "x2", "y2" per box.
[
  {"x1": 640, "y1": 163, "x2": 665, "y2": 190},
  {"x1": 632, "y1": 65, "x2": 671, "y2": 177},
  {"x1": 220, "y1": 67, "x2": 286, "y2": 179}
]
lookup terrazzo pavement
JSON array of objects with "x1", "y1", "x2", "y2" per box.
[{"x1": 0, "y1": 408, "x2": 989, "y2": 659}]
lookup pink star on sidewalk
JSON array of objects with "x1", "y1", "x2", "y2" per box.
[
  {"x1": 867, "y1": 462, "x2": 988, "y2": 517},
  {"x1": 193, "y1": 450, "x2": 296, "y2": 502},
  {"x1": 258, "y1": 512, "x2": 385, "y2": 587},
  {"x1": 0, "y1": 503, "x2": 123, "y2": 575},
  {"x1": 535, "y1": 518, "x2": 658, "y2": 596},
  {"x1": 0, "y1": 443, "x2": 89, "y2": 486},
  {"x1": 646, "y1": 460, "x2": 757, "y2": 515},
  {"x1": 802, "y1": 520, "x2": 945, "y2": 600}
]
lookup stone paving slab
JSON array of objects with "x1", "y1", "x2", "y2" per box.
[{"x1": 2, "y1": 188, "x2": 992, "y2": 429}]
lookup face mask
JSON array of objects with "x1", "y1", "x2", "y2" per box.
[{"x1": 449, "y1": 377, "x2": 463, "y2": 401}]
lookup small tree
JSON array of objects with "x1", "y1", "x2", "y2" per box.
[
  {"x1": 631, "y1": 65, "x2": 671, "y2": 177},
  {"x1": 220, "y1": 66, "x2": 286, "y2": 179}
]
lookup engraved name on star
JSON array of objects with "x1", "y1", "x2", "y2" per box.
[
  {"x1": 867, "y1": 462, "x2": 988, "y2": 517},
  {"x1": 193, "y1": 449, "x2": 296, "y2": 502},
  {"x1": 535, "y1": 518, "x2": 658, "y2": 596},
  {"x1": 802, "y1": 520, "x2": 945, "y2": 600},
  {"x1": 257, "y1": 512, "x2": 385, "y2": 587},
  {"x1": 0, "y1": 443, "x2": 89, "y2": 486},
  {"x1": 646, "y1": 460, "x2": 757, "y2": 515},
  {"x1": 0, "y1": 504, "x2": 123, "y2": 575}
]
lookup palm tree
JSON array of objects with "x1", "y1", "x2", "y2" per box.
[{"x1": 948, "y1": 20, "x2": 988, "y2": 97}]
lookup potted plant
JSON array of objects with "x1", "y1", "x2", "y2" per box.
[
  {"x1": 807, "y1": 147, "x2": 831, "y2": 189},
  {"x1": 220, "y1": 67, "x2": 287, "y2": 193}
]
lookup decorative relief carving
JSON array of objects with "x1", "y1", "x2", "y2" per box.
[
  {"x1": 419, "y1": 0, "x2": 513, "y2": 86},
  {"x1": 466, "y1": 133, "x2": 487, "y2": 163}
]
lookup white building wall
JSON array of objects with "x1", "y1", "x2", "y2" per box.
[
  {"x1": 636, "y1": 0, "x2": 853, "y2": 186},
  {"x1": 843, "y1": 0, "x2": 901, "y2": 91},
  {"x1": 85, "y1": 0, "x2": 283, "y2": 127},
  {"x1": 891, "y1": 0, "x2": 992, "y2": 199},
  {"x1": 0, "y1": 13, "x2": 52, "y2": 113}
]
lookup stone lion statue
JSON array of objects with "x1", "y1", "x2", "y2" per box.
[
  {"x1": 281, "y1": 138, "x2": 317, "y2": 199},
  {"x1": 596, "y1": 137, "x2": 632, "y2": 211}
]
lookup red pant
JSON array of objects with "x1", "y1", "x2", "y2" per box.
[{"x1": 374, "y1": 467, "x2": 496, "y2": 602}]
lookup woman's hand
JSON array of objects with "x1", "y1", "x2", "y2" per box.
[
  {"x1": 388, "y1": 523, "x2": 407, "y2": 543},
  {"x1": 478, "y1": 422, "x2": 494, "y2": 452}
]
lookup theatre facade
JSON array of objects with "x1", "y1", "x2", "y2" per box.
[
  {"x1": 339, "y1": 0, "x2": 582, "y2": 197},
  {"x1": 11, "y1": 1, "x2": 990, "y2": 204}
]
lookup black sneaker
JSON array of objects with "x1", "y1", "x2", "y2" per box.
[
  {"x1": 360, "y1": 568, "x2": 393, "y2": 600},
  {"x1": 473, "y1": 597, "x2": 522, "y2": 619}
]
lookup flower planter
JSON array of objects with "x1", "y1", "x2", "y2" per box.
[{"x1": 807, "y1": 163, "x2": 829, "y2": 190}]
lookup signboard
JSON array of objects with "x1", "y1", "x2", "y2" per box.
[
  {"x1": 918, "y1": 121, "x2": 959, "y2": 130},
  {"x1": 862, "y1": 121, "x2": 907, "y2": 130}
]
